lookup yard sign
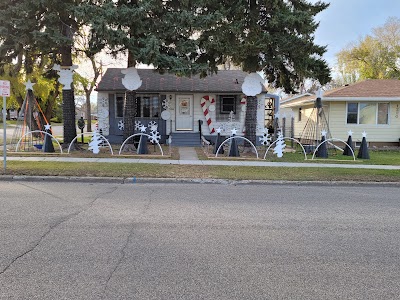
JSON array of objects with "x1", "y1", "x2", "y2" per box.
[{"x1": 1, "y1": 80, "x2": 10, "y2": 171}]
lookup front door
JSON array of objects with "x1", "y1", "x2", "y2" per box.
[{"x1": 175, "y1": 95, "x2": 193, "y2": 131}]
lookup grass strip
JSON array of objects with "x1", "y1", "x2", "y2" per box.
[{"x1": 2, "y1": 161, "x2": 400, "y2": 182}]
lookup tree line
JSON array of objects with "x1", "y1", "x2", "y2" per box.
[{"x1": 0, "y1": 0, "x2": 331, "y2": 145}]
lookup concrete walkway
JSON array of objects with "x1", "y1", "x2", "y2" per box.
[
  {"x1": 4, "y1": 155, "x2": 400, "y2": 170},
  {"x1": 178, "y1": 147, "x2": 199, "y2": 160}
]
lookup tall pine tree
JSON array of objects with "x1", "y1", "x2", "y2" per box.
[{"x1": 199, "y1": 0, "x2": 331, "y2": 146}]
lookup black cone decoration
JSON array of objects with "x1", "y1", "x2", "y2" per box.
[
  {"x1": 228, "y1": 135, "x2": 240, "y2": 157},
  {"x1": 137, "y1": 134, "x2": 148, "y2": 154},
  {"x1": 357, "y1": 135, "x2": 370, "y2": 159},
  {"x1": 343, "y1": 134, "x2": 354, "y2": 156},
  {"x1": 43, "y1": 128, "x2": 55, "y2": 153},
  {"x1": 316, "y1": 135, "x2": 328, "y2": 158},
  {"x1": 213, "y1": 132, "x2": 224, "y2": 154}
]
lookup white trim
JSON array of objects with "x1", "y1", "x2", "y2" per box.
[{"x1": 326, "y1": 97, "x2": 400, "y2": 101}]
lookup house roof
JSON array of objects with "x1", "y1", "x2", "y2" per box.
[
  {"x1": 281, "y1": 79, "x2": 400, "y2": 108},
  {"x1": 327, "y1": 79, "x2": 400, "y2": 98},
  {"x1": 96, "y1": 68, "x2": 265, "y2": 93}
]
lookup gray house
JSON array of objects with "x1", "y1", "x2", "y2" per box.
[{"x1": 96, "y1": 68, "x2": 274, "y2": 145}]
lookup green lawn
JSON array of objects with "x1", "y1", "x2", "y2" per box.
[{"x1": 3, "y1": 161, "x2": 400, "y2": 182}]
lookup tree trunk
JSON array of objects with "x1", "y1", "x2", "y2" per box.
[
  {"x1": 244, "y1": 95, "x2": 257, "y2": 149},
  {"x1": 123, "y1": 90, "x2": 136, "y2": 142},
  {"x1": 60, "y1": 40, "x2": 76, "y2": 144},
  {"x1": 85, "y1": 90, "x2": 92, "y2": 132}
]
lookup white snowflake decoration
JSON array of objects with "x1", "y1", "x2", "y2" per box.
[
  {"x1": 162, "y1": 99, "x2": 171, "y2": 110},
  {"x1": 118, "y1": 120, "x2": 124, "y2": 131},
  {"x1": 134, "y1": 121, "x2": 142, "y2": 131},
  {"x1": 98, "y1": 97, "x2": 108, "y2": 107},
  {"x1": 148, "y1": 121, "x2": 158, "y2": 128},
  {"x1": 259, "y1": 130, "x2": 272, "y2": 146},
  {"x1": 273, "y1": 132, "x2": 286, "y2": 158},
  {"x1": 148, "y1": 130, "x2": 161, "y2": 144}
]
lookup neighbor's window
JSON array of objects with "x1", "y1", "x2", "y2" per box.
[
  {"x1": 347, "y1": 102, "x2": 389, "y2": 125},
  {"x1": 359, "y1": 103, "x2": 376, "y2": 124},
  {"x1": 347, "y1": 103, "x2": 358, "y2": 124},
  {"x1": 115, "y1": 94, "x2": 124, "y2": 118},
  {"x1": 298, "y1": 107, "x2": 302, "y2": 122},
  {"x1": 136, "y1": 95, "x2": 160, "y2": 118},
  {"x1": 220, "y1": 95, "x2": 236, "y2": 114},
  {"x1": 378, "y1": 103, "x2": 389, "y2": 124}
]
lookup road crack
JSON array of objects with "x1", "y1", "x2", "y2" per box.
[
  {"x1": 0, "y1": 186, "x2": 119, "y2": 276},
  {"x1": 101, "y1": 187, "x2": 155, "y2": 298}
]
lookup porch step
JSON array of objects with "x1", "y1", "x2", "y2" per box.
[{"x1": 170, "y1": 132, "x2": 201, "y2": 147}]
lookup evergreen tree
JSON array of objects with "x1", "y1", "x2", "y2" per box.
[
  {"x1": 202, "y1": 0, "x2": 331, "y2": 146},
  {"x1": 78, "y1": 0, "x2": 224, "y2": 142},
  {"x1": 0, "y1": 0, "x2": 87, "y2": 144}
]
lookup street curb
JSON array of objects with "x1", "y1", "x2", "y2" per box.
[{"x1": 1, "y1": 175, "x2": 400, "y2": 187}]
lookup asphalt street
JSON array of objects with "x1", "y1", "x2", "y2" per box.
[{"x1": 0, "y1": 181, "x2": 399, "y2": 299}]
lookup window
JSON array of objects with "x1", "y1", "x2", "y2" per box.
[
  {"x1": 346, "y1": 102, "x2": 389, "y2": 125},
  {"x1": 359, "y1": 103, "x2": 376, "y2": 124},
  {"x1": 347, "y1": 103, "x2": 358, "y2": 124},
  {"x1": 115, "y1": 94, "x2": 124, "y2": 118},
  {"x1": 378, "y1": 103, "x2": 389, "y2": 124},
  {"x1": 298, "y1": 107, "x2": 302, "y2": 122},
  {"x1": 220, "y1": 95, "x2": 236, "y2": 114},
  {"x1": 136, "y1": 95, "x2": 160, "y2": 118}
]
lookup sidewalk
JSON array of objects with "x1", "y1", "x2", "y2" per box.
[{"x1": 5, "y1": 155, "x2": 400, "y2": 170}]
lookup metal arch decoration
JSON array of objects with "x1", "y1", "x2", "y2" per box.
[
  {"x1": 15, "y1": 130, "x2": 63, "y2": 153},
  {"x1": 215, "y1": 136, "x2": 259, "y2": 159},
  {"x1": 311, "y1": 138, "x2": 356, "y2": 161},
  {"x1": 67, "y1": 132, "x2": 114, "y2": 155},
  {"x1": 119, "y1": 133, "x2": 164, "y2": 156},
  {"x1": 264, "y1": 137, "x2": 307, "y2": 160}
]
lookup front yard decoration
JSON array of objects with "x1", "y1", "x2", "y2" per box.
[
  {"x1": 137, "y1": 124, "x2": 149, "y2": 154},
  {"x1": 97, "y1": 97, "x2": 109, "y2": 136},
  {"x1": 88, "y1": 131, "x2": 102, "y2": 154},
  {"x1": 259, "y1": 128, "x2": 271, "y2": 146},
  {"x1": 134, "y1": 121, "x2": 142, "y2": 131},
  {"x1": 119, "y1": 133, "x2": 164, "y2": 156},
  {"x1": 273, "y1": 132, "x2": 286, "y2": 158},
  {"x1": 200, "y1": 95, "x2": 216, "y2": 134},
  {"x1": 228, "y1": 128, "x2": 240, "y2": 157},
  {"x1": 53, "y1": 64, "x2": 78, "y2": 90},
  {"x1": 121, "y1": 67, "x2": 142, "y2": 91},
  {"x1": 118, "y1": 120, "x2": 124, "y2": 131},
  {"x1": 43, "y1": 123, "x2": 55, "y2": 153},
  {"x1": 67, "y1": 132, "x2": 113, "y2": 155},
  {"x1": 215, "y1": 134, "x2": 259, "y2": 159},
  {"x1": 299, "y1": 89, "x2": 332, "y2": 153},
  {"x1": 15, "y1": 130, "x2": 63, "y2": 153},
  {"x1": 213, "y1": 127, "x2": 225, "y2": 154},
  {"x1": 357, "y1": 131, "x2": 370, "y2": 159},
  {"x1": 311, "y1": 138, "x2": 355, "y2": 161},
  {"x1": 11, "y1": 80, "x2": 55, "y2": 152},
  {"x1": 241, "y1": 73, "x2": 264, "y2": 96},
  {"x1": 315, "y1": 130, "x2": 328, "y2": 158},
  {"x1": 343, "y1": 130, "x2": 354, "y2": 156},
  {"x1": 264, "y1": 136, "x2": 307, "y2": 160}
]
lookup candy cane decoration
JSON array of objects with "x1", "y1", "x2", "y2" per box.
[
  {"x1": 200, "y1": 95, "x2": 216, "y2": 134},
  {"x1": 240, "y1": 96, "x2": 247, "y2": 133}
]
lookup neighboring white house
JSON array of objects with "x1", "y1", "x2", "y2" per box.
[
  {"x1": 95, "y1": 68, "x2": 278, "y2": 145},
  {"x1": 280, "y1": 79, "x2": 400, "y2": 147}
]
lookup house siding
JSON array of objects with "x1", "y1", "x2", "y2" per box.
[
  {"x1": 97, "y1": 91, "x2": 269, "y2": 145},
  {"x1": 329, "y1": 101, "x2": 400, "y2": 143}
]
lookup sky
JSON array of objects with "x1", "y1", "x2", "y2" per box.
[{"x1": 313, "y1": 0, "x2": 400, "y2": 71}]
